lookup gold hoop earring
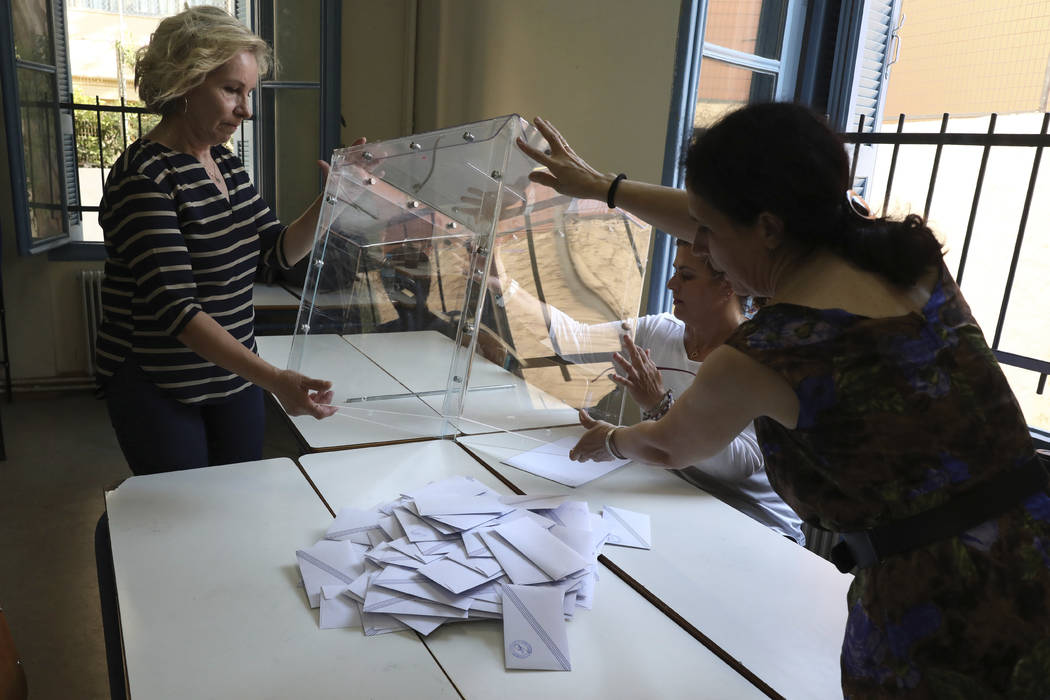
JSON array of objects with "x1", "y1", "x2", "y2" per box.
[{"x1": 183, "y1": 97, "x2": 189, "y2": 115}]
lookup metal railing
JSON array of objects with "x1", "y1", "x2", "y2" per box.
[
  {"x1": 63, "y1": 95, "x2": 157, "y2": 212},
  {"x1": 842, "y1": 113, "x2": 1050, "y2": 395}
]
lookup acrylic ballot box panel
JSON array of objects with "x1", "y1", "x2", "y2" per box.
[{"x1": 289, "y1": 115, "x2": 651, "y2": 440}]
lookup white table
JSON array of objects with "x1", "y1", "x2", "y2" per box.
[
  {"x1": 299, "y1": 441, "x2": 765, "y2": 699},
  {"x1": 106, "y1": 458, "x2": 459, "y2": 700},
  {"x1": 256, "y1": 334, "x2": 451, "y2": 449},
  {"x1": 257, "y1": 331, "x2": 579, "y2": 449},
  {"x1": 252, "y1": 282, "x2": 301, "y2": 309},
  {"x1": 457, "y1": 427, "x2": 853, "y2": 700},
  {"x1": 345, "y1": 330, "x2": 578, "y2": 434}
]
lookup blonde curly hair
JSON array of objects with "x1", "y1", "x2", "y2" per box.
[{"x1": 135, "y1": 6, "x2": 272, "y2": 115}]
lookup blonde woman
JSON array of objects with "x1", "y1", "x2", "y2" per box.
[{"x1": 97, "y1": 7, "x2": 341, "y2": 474}]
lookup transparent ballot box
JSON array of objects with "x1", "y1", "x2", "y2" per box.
[{"x1": 289, "y1": 114, "x2": 651, "y2": 444}]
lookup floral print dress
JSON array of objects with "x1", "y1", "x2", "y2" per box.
[{"x1": 725, "y1": 263, "x2": 1050, "y2": 698}]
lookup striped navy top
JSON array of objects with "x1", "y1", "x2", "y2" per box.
[{"x1": 95, "y1": 138, "x2": 291, "y2": 404}]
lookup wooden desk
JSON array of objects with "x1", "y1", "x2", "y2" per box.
[
  {"x1": 106, "y1": 458, "x2": 459, "y2": 699},
  {"x1": 457, "y1": 427, "x2": 852, "y2": 700},
  {"x1": 299, "y1": 441, "x2": 764, "y2": 699}
]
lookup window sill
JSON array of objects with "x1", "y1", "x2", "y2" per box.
[{"x1": 47, "y1": 242, "x2": 107, "y2": 262}]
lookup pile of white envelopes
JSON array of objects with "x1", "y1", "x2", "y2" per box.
[{"x1": 295, "y1": 475, "x2": 651, "y2": 670}]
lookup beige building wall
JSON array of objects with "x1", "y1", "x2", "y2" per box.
[
  {"x1": 884, "y1": 0, "x2": 1050, "y2": 118},
  {"x1": 1, "y1": 0, "x2": 682, "y2": 386}
]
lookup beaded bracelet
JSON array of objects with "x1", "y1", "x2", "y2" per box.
[{"x1": 642, "y1": 389, "x2": 674, "y2": 421}]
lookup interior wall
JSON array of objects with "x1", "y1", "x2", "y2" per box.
[
  {"x1": 412, "y1": 0, "x2": 682, "y2": 187},
  {"x1": 341, "y1": 0, "x2": 417, "y2": 145}
]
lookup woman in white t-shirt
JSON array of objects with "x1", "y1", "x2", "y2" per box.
[
  {"x1": 613, "y1": 241, "x2": 803, "y2": 543},
  {"x1": 497, "y1": 239, "x2": 804, "y2": 543}
]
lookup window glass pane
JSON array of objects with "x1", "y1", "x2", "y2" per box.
[
  {"x1": 17, "y1": 67, "x2": 66, "y2": 241},
  {"x1": 273, "y1": 88, "x2": 319, "y2": 222},
  {"x1": 272, "y1": 0, "x2": 320, "y2": 82},
  {"x1": 703, "y1": 0, "x2": 788, "y2": 59},
  {"x1": 13, "y1": 0, "x2": 55, "y2": 64},
  {"x1": 694, "y1": 58, "x2": 776, "y2": 129}
]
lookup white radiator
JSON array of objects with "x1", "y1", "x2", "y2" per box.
[{"x1": 79, "y1": 269, "x2": 105, "y2": 375}]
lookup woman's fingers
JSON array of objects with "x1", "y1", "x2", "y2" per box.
[
  {"x1": 516, "y1": 137, "x2": 553, "y2": 167},
  {"x1": 533, "y1": 117, "x2": 569, "y2": 155}
]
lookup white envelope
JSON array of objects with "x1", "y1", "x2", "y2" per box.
[
  {"x1": 446, "y1": 548, "x2": 504, "y2": 577},
  {"x1": 372, "y1": 564, "x2": 474, "y2": 609},
  {"x1": 366, "y1": 528, "x2": 390, "y2": 548},
  {"x1": 378, "y1": 514, "x2": 406, "y2": 540},
  {"x1": 362, "y1": 611, "x2": 409, "y2": 636},
  {"x1": 573, "y1": 571, "x2": 597, "y2": 610},
  {"x1": 392, "y1": 613, "x2": 446, "y2": 636},
  {"x1": 393, "y1": 506, "x2": 458, "y2": 543},
  {"x1": 469, "y1": 598, "x2": 502, "y2": 615},
  {"x1": 413, "y1": 493, "x2": 511, "y2": 517},
  {"x1": 417, "y1": 557, "x2": 504, "y2": 595},
  {"x1": 547, "y1": 501, "x2": 592, "y2": 530},
  {"x1": 427, "y1": 511, "x2": 503, "y2": 531},
  {"x1": 417, "y1": 540, "x2": 459, "y2": 557},
  {"x1": 549, "y1": 525, "x2": 596, "y2": 560},
  {"x1": 498, "y1": 494, "x2": 570, "y2": 510},
  {"x1": 494, "y1": 517, "x2": 588, "y2": 581},
  {"x1": 319, "y1": 584, "x2": 362, "y2": 629},
  {"x1": 365, "y1": 541, "x2": 425, "y2": 569},
  {"x1": 326, "y1": 507, "x2": 381, "y2": 542},
  {"x1": 478, "y1": 530, "x2": 552, "y2": 585},
  {"x1": 296, "y1": 539, "x2": 365, "y2": 608},
  {"x1": 602, "y1": 506, "x2": 652, "y2": 549},
  {"x1": 502, "y1": 436, "x2": 629, "y2": 487},
  {"x1": 501, "y1": 583, "x2": 571, "y2": 671},
  {"x1": 362, "y1": 586, "x2": 470, "y2": 619}
]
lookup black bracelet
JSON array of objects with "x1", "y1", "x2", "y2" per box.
[{"x1": 606, "y1": 173, "x2": 627, "y2": 209}]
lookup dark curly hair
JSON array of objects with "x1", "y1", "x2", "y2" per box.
[{"x1": 684, "y1": 102, "x2": 942, "y2": 287}]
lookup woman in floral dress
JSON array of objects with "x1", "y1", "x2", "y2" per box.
[{"x1": 518, "y1": 105, "x2": 1050, "y2": 696}]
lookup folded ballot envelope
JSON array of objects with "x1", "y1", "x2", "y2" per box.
[
  {"x1": 501, "y1": 583, "x2": 571, "y2": 671},
  {"x1": 296, "y1": 539, "x2": 365, "y2": 608},
  {"x1": 602, "y1": 506, "x2": 652, "y2": 549}
]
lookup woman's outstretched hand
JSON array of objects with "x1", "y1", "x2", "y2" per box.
[
  {"x1": 516, "y1": 117, "x2": 615, "y2": 202},
  {"x1": 272, "y1": 370, "x2": 337, "y2": 420},
  {"x1": 610, "y1": 334, "x2": 666, "y2": 412},
  {"x1": 568, "y1": 409, "x2": 617, "y2": 462}
]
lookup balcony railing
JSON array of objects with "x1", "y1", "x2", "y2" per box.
[{"x1": 841, "y1": 113, "x2": 1050, "y2": 401}]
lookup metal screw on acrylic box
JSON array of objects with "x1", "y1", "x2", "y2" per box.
[{"x1": 289, "y1": 115, "x2": 652, "y2": 444}]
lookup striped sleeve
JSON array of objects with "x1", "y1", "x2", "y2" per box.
[{"x1": 102, "y1": 171, "x2": 202, "y2": 336}]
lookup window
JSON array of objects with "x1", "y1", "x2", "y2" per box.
[
  {"x1": 693, "y1": 0, "x2": 806, "y2": 128},
  {"x1": 1, "y1": 0, "x2": 340, "y2": 259},
  {"x1": 647, "y1": 0, "x2": 806, "y2": 314},
  {"x1": 1, "y1": 0, "x2": 80, "y2": 254},
  {"x1": 253, "y1": 0, "x2": 341, "y2": 224}
]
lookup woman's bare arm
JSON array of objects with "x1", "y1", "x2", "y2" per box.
[{"x1": 571, "y1": 345, "x2": 799, "y2": 467}]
